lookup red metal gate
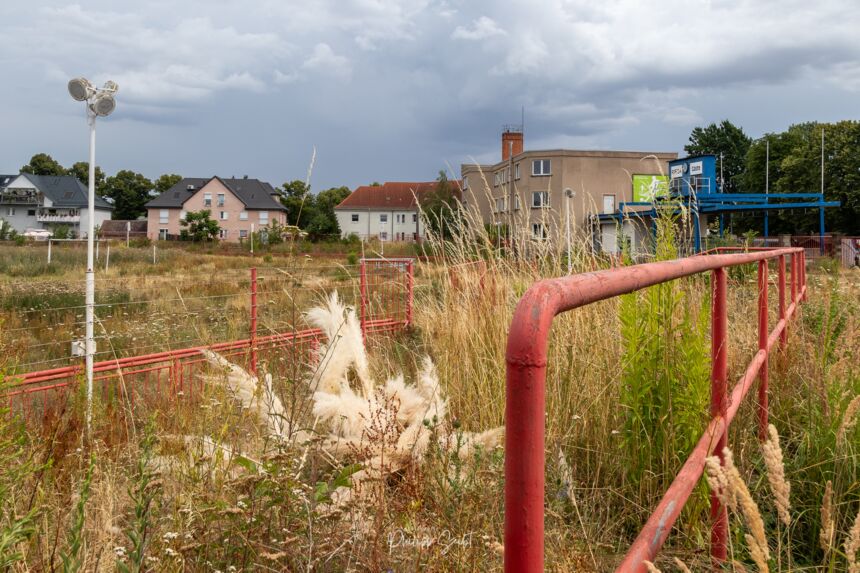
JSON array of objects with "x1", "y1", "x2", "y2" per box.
[
  {"x1": 5, "y1": 259, "x2": 415, "y2": 421},
  {"x1": 504, "y1": 248, "x2": 806, "y2": 572}
]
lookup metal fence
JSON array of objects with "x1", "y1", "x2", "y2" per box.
[
  {"x1": 503, "y1": 248, "x2": 807, "y2": 572},
  {"x1": 2, "y1": 258, "x2": 414, "y2": 421}
]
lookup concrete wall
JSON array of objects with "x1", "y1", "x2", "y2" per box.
[
  {"x1": 335, "y1": 209, "x2": 423, "y2": 241},
  {"x1": 148, "y1": 178, "x2": 286, "y2": 241}
]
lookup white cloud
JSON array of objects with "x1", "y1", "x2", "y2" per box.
[
  {"x1": 302, "y1": 43, "x2": 352, "y2": 79},
  {"x1": 452, "y1": 16, "x2": 506, "y2": 40}
]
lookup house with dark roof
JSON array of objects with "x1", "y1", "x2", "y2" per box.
[
  {"x1": 0, "y1": 173, "x2": 114, "y2": 237},
  {"x1": 145, "y1": 176, "x2": 287, "y2": 241},
  {"x1": 334, "y1": 181, "x2": 460, "y2": 241}
]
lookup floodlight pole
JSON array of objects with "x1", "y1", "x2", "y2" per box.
[
  {"x1": 564, "y1": 188, "x2": 574, "y2": 274},
  {"x1": 85, "y1": 111, "x2": 96, "y2": 434}
]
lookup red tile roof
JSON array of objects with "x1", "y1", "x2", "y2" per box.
[{"x1": 335, "y1": 181, "x2": 461, "y2": 210}]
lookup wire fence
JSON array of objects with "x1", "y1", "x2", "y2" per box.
[{"x1": 1, "y1": 258, "x2": 415, "y2": 422}]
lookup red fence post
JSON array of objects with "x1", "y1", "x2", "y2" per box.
[
  {"x1": 791, "y1": 253, "x2": 798, "y2": 306},
  {"x1": 359, "y1": 259, "x2": 368, "y2": 342},
  {"x1": 757, "y1": 260, "x2": 769, "y2": 441},
  {"x1": 710, "y1": 267, "x2": 729, "y2": 564},
  {"x1": 406, "y1": 260, "x2": 414, "y2": 328},
  {"x1": 801, "y1": 250, "x2": 807, "y2": 301},
  {"x1": 778, "y1": 255, "x2": 787, "y2": 348},
  {"x1": 250, "y1": 267, "x2": 258, "y2": 376}
]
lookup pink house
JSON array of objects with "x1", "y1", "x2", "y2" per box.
[{"x1": 145, "y1": 176, "x2": 287, "y2": 242}]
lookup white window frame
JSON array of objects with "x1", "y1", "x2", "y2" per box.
[
  {"x1": 7, "y1": 208, "x2": 15, "y2": 216},
  {"x1": 217, "y1": 193, "x2": 225, "y2": 207},
  {"x1": 514, "y1": 194, "x2": 521, "y2": 210},
  {"x1": 220, "y1": 211, "x2": 228, "y2": 220},
  {"x1": 603, "y1": 194, "x2": 616, "y2": 215},
  {"x1": 180, "y1": 210, "x2": 187, "y2": 220},
  {"x1": 204, "y1": 192, "x2": 212, "y2": 207},
  {"x1": 515, "y1": 163, "x2": 521, "y2": 180},
  {"x1": 380, "y1": 214, "x2": 388, "y2": 223},
  {"x1": 259, "y1": 211, "x2": 269, "y2": 223},
  {"x1": 532, "y1": 159, "x2": 551, "y2": 176},
  {"x1": 380, "y1": 231, "x2": 388, "y2": 241},
  {"x1": 219, "y1": 229, "x2": 228, "y2": 239},
  {"x1": 239, "y1": 211, "x2": 248, "y2": 221},
  {"x1": 159, "y1": 209, "x2": 168, "y2": 224},
  {"x1": 532, "y1": 191, "x2": 550, "y2": 208},
  {"x1": 159, "y1": 228, "x2": 168, "y2": 240},
  {"x1": 239, "y1": 229, "x2": 248, "y2": 239},
  {"x1": 351, "y1": 213, "x2": 359, "y2": 223},
  {"x1": 532, "y1": 223, "x2": 547, "y2": 240},
  {"x1": 412, "y1": 213, "x2": 417, "y2": 223}
]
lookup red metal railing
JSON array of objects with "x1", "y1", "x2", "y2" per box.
[
  {"x1": 504, "y1": 248, "x2": 807, "y2": 572},
  {"x1": 5, "y1": 259, "x2": 415, "y2": 420}
]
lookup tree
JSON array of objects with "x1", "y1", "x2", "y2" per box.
[
  {"x1": 66, "y1": 162, "x2": 106, "y2": 194},
  {"x1": 685, "y1": 120, "x2": 752, "y2": 194},
  {"x1": 279, "y1": 180, "x2": 314, "y2": 228},
  {"x1": 306, "y1": 186, "x2": 350, "y2": 240},
  {"x1": 180, "y1": 210, "x2": 220, "y2": 242},
  {"x1": 101, "y1": 170, "x2": 153, "y2": 220},
  {"x1": 154, "y1": 174, "x2": 183, "y2": 195},
  {"x1": 420, "y1": 170, "x2": 459, "y2": 240},
  {"x1": 21, "y1": 153, "x2": 65, "y2": 176}
]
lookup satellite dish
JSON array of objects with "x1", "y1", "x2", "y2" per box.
[
  {"x1": 90, "y1": 93, "x2": 116, "y2": 117},
  {"x1": 68, "y1": 78, "x2": 94, "y2": 102}
]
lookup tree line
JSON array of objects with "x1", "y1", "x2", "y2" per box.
[{"x1": 684, "y1": 119, "x2": 860, "y2": 235}]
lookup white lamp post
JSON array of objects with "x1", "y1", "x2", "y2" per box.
[
  {"x1": 68, "y1": 77, "x2": 118, "y2": 433},
  {"x1": 564, "y1": 188, "x2": 575, "y2": 274}
]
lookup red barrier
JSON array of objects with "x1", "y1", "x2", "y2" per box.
[{"x1": 504, "y1": 248, "x2": 806, "y2": 572}]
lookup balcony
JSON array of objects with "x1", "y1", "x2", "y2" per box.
[{"x1": 36, "y1": 211, "x2": 80, "y2": 223}]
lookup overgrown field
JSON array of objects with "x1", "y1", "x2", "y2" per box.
[{"x1": 0, "y1": 233, "x2": 858, "y2": 571}]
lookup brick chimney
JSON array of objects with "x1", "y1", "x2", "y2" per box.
[{"x1": 502, "y1": 127, "x2": 524, "y2": 161}]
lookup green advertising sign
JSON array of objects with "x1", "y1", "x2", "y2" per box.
[{"x1": 633, "y1": 174, "x2": 669, "y2": 202}]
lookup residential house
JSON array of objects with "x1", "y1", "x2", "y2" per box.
[
  {"x1": 461, "y1": 128, "x2": 677, "y2": 252},
  {"x1": 0, "y1": 173, "x2": 113, "y2": 237},
  {"x1": 334, "y1": 181, "x2": 461, "y2": 241},
  {"x1": 144, "y1": 176, "x2": 287, "y2": 241}
]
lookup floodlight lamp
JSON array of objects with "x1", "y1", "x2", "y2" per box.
[
  {"x1": 564, "y1": 188, "x2": 575, "y2": 198},
  {"x1": 68, "y1": 77, "x2": 95, "y2": 101},
  {"x1": 101, "y1": 80, "x2": 119, "y2": 93},
  {"x1": 90, "y1": 93, "x2": 116, "y2": 117}
]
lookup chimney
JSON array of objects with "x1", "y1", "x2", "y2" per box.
[{"x1": 501, "y1": 126, "x2": 524, "y2": 161}]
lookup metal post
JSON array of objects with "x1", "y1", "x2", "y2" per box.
[
  {"x1": 564, "y1": 189, "x2": 573, "y2": 274},
  {"x1": 126, "y1": 221, "x2": 130, "y2": 247},
  {"x1": 791, "y1": 252, "x2": 798, "y2": 305},
  {"x1": 802, "y1": 250, "x2": 807, "y2": 300},
  {"x1": 250, "y1": 222, "x2": 255, "y2": 255},
  {"x1": 250, "y1": 267, "x2": 258, "y2": 376},
  {"x1": 96, "y1": 239, "x2": 99, "y2": 262},
  {"x1": 359, "y1": 259, "x2": 368, "y2": 342},
  {"x1": 406, "y1": 260, "x2": 414, "y2": 327},
  {"x1": 105, "y1": 244, "x2": 110, "y2": 272},
  {"x1": 764, "y1": 139, "x2": 770, "y2": 238},
  {"x1": 710, "y1": 267, "x2": 728, "y2": 564},
  {"x1": 152, "y1": 244, "x2": 156, "y2": 264},
  {"x1": 47, "y1": 239, "x2": 52, "y2": 264},
  {"x1": 85, "y1": 113, "x2": 96, "y2": 434},
  {"x1": 778, "y1": 255, "x2": 787, "y2": 347},
  {"x1": 757, "y1": 260, "x2": 769, "y2": 441},
  {"x1": 820, "y1": 127, "x2": 826, "y2": 256}
]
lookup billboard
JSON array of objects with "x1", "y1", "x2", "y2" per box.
[{"x1": 633, "y1": 174, "x2": 670, "y2": 202}]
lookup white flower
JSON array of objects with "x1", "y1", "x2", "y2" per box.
[
  {"x1": 165, "y1": 548, "x2": 179, "y2": 557},
  {"x1": 114, "y1": 546, "x2": 127, "y2": 558},
  {"x1": 162, "y1": 531, "x2": 179, "y2": 541}
]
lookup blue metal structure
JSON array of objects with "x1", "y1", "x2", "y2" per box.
[{"x1": 598, "y1": 154, "x2": 840, "y2": 253}]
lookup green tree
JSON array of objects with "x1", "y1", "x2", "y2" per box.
[
  {"x1": 101, "y1": 170, "x2": 153, "y2": 220},
  {"x1": 306, "y1": 186, "x2": 350, "y2": 240},
  {"x1": 21, "y1": 153, "x2": 65, "y2": 176},
  {"x1": 420, "y1": 170, "x2": 459, "y2": 240},
  {"x1": 685, "y1": 120, "x2": 752, "y2": 193},
  {"x1": 279, "y1": 180, "x2": 315, "y2": 228},
  {"x1": 66, "y1": 161, "x2": 106, "y2": 194},
  {"x1": 180, "y1": 210, "x2": 220, "y2": 242},
  {"x1": 154, "y1": 174, "x2": 183, "y2": 195}
]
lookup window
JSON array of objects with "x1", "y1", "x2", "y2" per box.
[
  {"x1": 159, "y1": 229, "x2": 168, "y2": 240},
  {"x1": 6, "y1": 208, "x2": 15, "y2": 216},
  {"x1": 220, "y1": 211, "x2": 228, "y2": 220},
  {"x1": 217, "y1": 193, "x2": 225, "y2": 207},
  {"x1": 259, "y1": 211, "x2": 269, "y2": 223},
  {"x1": 351, "y1": 213, "x2": 359, "y2": 222},
  {"x1": 180, "y1": 210, "x2": 187, "y2": 220},
  {"x1": 204, "y1": 192, "x2": 212, "y2": 207},
  {"x1": 514, "y1": 194, "x2": 521, "y2": 210},
  {"x1": 27, "y1": 209, "x2": 36, "y2": 216},
  {"x1": 380, "y1": 214, "x2": 388, "y2": 223},
  {"x1": 239, "y1": 230, "x2": 248, "y2": 239},
  {"x1": 463, "y1": 176, "x2": 469, "y2": 190},
  {"x1": 515, "y1": 163, "x2": 521, "y2": 180},
  {"x1": 532, "y1": 223, "x2": 547, "y2": 240},
  {"x1": 603, "y1": 195, "x2": 616, "y2": 215},
  {"x1": 219, "y1": 229, "x2": 228, "y2": 239},
  {"x1": 412, "y1": 213, "x2": 417, "y2": 223},
  {"x1": 380, "y1": 232, "x2": 388, "y2": 241},
  {"x1": 240, "y1": 211, "x2": 248, "y2": 220},
  {"x1": 532, "y1": 159, "x2": 551, "y2": 176},
  {"x1": 532, "y1": 191, "x2": 550, "y2": 208},
  {"x1": 495, "y1": 197, "x2": 506, "y2": 213},
  {"x1": 159, "y1": 209, "x2": 168, "y2": 224}
]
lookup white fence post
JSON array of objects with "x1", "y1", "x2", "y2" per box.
[
  {"x1": 47, "y1": 239, "x2": 52, "y2": 264},
  {"x1": 105, "y1": 244, "x2": 110, "y2": 272}
]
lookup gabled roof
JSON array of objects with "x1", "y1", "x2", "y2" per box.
[
  {"x1": 335, "y1": 181, "x2": 462, "y2": 210},
  {"x1": 145, "y1": 177, "x2": 286, "y2": 211},
  {"x1": 20, "y1": 173, "x2": 114, "y2": 209},
  {"x1": 0, "y1": 175, "x2": 15, "y2": 189}
]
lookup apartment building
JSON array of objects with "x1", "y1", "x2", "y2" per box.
[
  {"x1": 145, "y1": 176, "x2": 286, "y2": 241},
  {"x1": 461, "y1": 128, "x2": 677, "y2": 251},
  {"x1": 335, "y1": 181, "x2": 460, "y2": 241},
  {"x1": 0, "y1": 173, "x2": 113, "y2": 237}
]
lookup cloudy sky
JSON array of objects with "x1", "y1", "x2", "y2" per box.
[{"x1": 1, "y1": 0, "x2": 858, "y2": 190}]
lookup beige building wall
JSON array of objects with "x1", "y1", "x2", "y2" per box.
[
  {"x1": 147, "y1": 179, "x2": 286, "y2": 241},
  {"x1": 462, "y1": 150, "x2": 677, "y2": 242}
]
